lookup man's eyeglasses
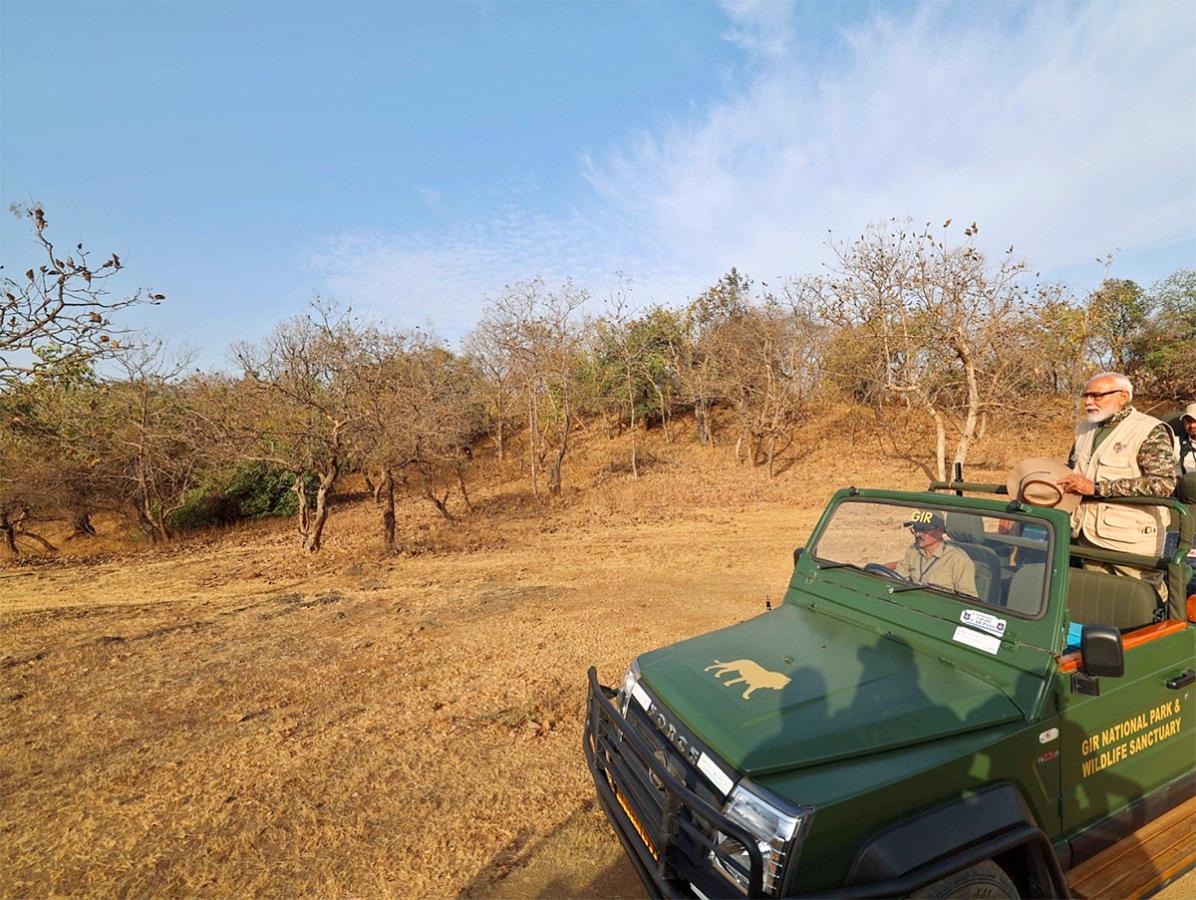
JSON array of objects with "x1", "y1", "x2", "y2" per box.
[
  {"x1": 1079, "y1": 389, "x2": 1124, "y2": 401},
  {"x1": 910, "y1": 526, "x2": 935, "y2": 535}
]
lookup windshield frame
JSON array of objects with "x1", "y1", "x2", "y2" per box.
[{"x1": 807, "y1": 493, "x2": 1057, "y2": 622}]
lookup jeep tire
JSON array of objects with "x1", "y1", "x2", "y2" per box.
[{"x1": 911, "y1": 860, "x2": 1020, "y2": 899}]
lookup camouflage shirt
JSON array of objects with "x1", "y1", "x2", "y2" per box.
[{"x1": 1067, "y1": 406, "x2": 1178, "y2": 498}]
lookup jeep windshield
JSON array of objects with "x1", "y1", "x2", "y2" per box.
[{"x1": 810, "y1": 498, "x2": 1051, "y2": 617}]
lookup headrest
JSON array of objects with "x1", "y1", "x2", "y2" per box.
[
  {"x1": 1178, "y1": 472, "x2": 1196, "y2": 505},
  {"x1": 945, "y1": 512, "x2": 986, "y2": 543}
]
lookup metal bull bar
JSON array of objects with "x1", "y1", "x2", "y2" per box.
[{"x1": 584, "y1": 667, "x2": 766, "y2": 898}]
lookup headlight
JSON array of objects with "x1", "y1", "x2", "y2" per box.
[
  {"x1": 711, "y1": 780, "x2": 813, "y2": 895},
  {"x1": 616, "y1": 658, "x2": 641, "y2": 716}
]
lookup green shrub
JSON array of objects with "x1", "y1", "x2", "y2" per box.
[{"x1": 168, "y1": 462, "x2": 303, "y2": 531}]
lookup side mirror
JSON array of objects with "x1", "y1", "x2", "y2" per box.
[
  {"x1": 793, "y1": 547, "x2": 804, "y2": 566},
  {"x1": 1081, "y1": 624, "x2": 1124, "y2": 678}
]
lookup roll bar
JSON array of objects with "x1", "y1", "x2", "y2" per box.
[
  {"x1": 927, "y1": 481, "x2": 1188, "y2": 518},
  {"x1": 927, "y1": 478, "x2": 1193, "y2": 619}
]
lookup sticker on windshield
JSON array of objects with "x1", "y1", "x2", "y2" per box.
[
  {"x1": 960, "y1": 609, "x2": 1007, "y2": 638},
  {"x1": 952, "y1": 626, "x2": 1001, "y2": 655}
]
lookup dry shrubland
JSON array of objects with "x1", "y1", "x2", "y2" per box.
[
  {"x1": 2, "y1": 206, "x2": 1193, "y2": 897},
  {"x1": 4, "y1": 208, "x2": 1193, "y2": 562},
  {"x1": 1, "y1": 408, "x2": 1073, "y2": 897}
]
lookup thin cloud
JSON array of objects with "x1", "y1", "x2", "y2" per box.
[
  {"x1": 311, "y1": 2, "x2": 1196, "y2": 336},
  {"x1": 719, "y1": 0, "x2": 796, "y2": 59},
  {"x1": 306, "y1": 200, "x2": 690, "y2": 339},
  {"x1": 589, "y1": 1, "x2": 1196, "y2": 277}
]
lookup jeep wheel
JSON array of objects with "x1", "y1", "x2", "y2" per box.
[{"x1": 911, "y1": 860, "x2": 1019, "y2": 898}]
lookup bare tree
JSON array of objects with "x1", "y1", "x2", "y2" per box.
[
  {"x1": 1087, "y1": 278, "x2": 1151, "y2": 372},
  {"x1": 229, "y1": 300, "x2": 366, "y2": 552},
  {"x1": 820, "y1": 220, "x2": 1035, "y2": 480},
  {"x1": 721, "y1": 284, "x2": 826, "y2": 477},
  {"x1": 0, "y1": 355, "x2": 119, "y2": 552},
  {"x1": 473, "y1": 279, "x2": 586, "y2": 497},
  {"x1": 594, "y1": 277, "x2": 645, "y2": 477},
  {"x1": 463, "y1": 323, "x2": 519, "y2": 463},
  {"x1": 1008, "y1": 292, "x2": 1092, "y2": 397},
  {"x1": 675, "y1": 270, "x2": 752, "y2": 446},
  {"x1": 1132, "y1": 269, "x2": 1195, "y2": 401},
  {"x1": 1, "y1": 205, "x2": 163, "y2": 386},
  {"x1": 355, "y1": 328, "x2": 482, "y2": 551},
  {"x1": 109, "y1": 341, "x2": 203, "y2": 543}
]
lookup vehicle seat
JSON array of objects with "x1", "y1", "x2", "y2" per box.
[
  {"x1": 1177, "y1": 472, "x2": 1196, "y2": 504},
  {"x1": 945, "y1": 512, "x2": 985, "y2": 543},
  {"x1": 945, "y1": 513, "x2": 1003, "y2": 608},
  {"x1": 1165, "y1": 469, "x2": 1195, "y2": 537},
  {"x1": 1005, "y1": 563, "x2": 1046, "y2": 616},
  {"x1": 1066, "y1": 569, "x2": 1159, "y2": 630}
]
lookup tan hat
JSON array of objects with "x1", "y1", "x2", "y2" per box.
[
  {"x1": 1182, "y1": 402, "x2": 1196, "y2": 422},
  {"x1": 1006, "y1": 458, "x2": 1083, "y2": 514}
]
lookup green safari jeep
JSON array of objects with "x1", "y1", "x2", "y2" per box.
[{"x1": 584, "y1": 481, "x2": 1195, "y2": 898}]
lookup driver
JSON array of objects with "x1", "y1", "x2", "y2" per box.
[{"x1": 895, "y1": 512, "x2": 978, "y2": 598}]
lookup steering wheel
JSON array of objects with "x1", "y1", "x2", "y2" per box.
[{"x1": 863, "y1": 562, "x2": 911, "y2": 582}]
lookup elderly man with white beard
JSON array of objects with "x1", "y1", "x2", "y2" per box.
[{"x1": 1056, "y1": 372, "x2": 1178, "y2": 607}]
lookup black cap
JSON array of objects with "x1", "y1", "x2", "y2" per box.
[{"x1": 903, "y1": 512, "x2": 945, "y2": 529}]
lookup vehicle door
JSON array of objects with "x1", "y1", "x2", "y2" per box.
[{"x1": 1057, "y1": 620, "x2": 1195, "y2": 834}]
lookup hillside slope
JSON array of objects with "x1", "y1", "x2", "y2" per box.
[{"x1": 2, "y1": 402, "x2": 1097, "y2": 897}]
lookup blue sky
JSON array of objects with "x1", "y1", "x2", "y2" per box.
[{"x1": 2, "y1": 1, "x2": 1194, "y2": 369}]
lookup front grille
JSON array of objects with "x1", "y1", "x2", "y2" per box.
[{"x1": 584, "y1": 668, "x2": 769, "y2": 898}]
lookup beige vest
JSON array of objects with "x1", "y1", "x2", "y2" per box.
[{"x1": 1071, "y1": 409, "x2": 1168, "y2": 556}]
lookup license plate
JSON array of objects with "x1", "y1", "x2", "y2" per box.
[{"x1": 615, "y1": 786, "x2": 659, "y2": 861}]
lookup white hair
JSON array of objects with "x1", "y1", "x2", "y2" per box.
[{"x1": 1087, "y1": 371, "x2": 1134, "y2": 401}]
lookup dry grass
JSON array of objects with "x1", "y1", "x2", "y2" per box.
[{"x1": 3, "y1": 405, "x2": 1115, "y2": 897}]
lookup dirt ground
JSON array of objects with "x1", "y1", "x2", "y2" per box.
[
  {"x1": 3, "y1": 409, "x2": 1190, "y2": 898},
  {"x1": 1, "y1": 492, "x2": 816, "y2": 896}
]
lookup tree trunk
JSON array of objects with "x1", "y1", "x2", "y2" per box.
[
  {"x1": 136, "y1": 505, "x2": 155, "y2": 539},
  {"x1": 952, "y1": 337, "x2": 981, "y2": 471},
  {"x1": 0, "y1": 513, "x2": 17, "y2": 555},
  {"x1": 380, "y1": 468, "x2": 396, "y2": 553},
  {"x1": 695, "y1": 399, "x2": 712, "y2": 445},
  {"x1": 548, "y1": 415, "x2": 570, "y2": 497},
  {"x1": 69, "y1": 512, "x2": 97, "y2": 539},
  {"x1": 628, "y1": 370, "x2": 638, "y2": 479},
  {"x1": 362, "y1": 472, "x2": 376, "y2": 496},
  {"x1": 21, "y1": 528, "x2": 58, "y2": 552},
  {"x1": 293, "y1": 473, "x2": 312, "y2": 540},
  {"x1": 495, "y1": 418, "x2": 504, "y2": 462},
  {"x1": 655, "y1": 384, "x2": 672, "y2": 443},
  {"x1": 528, "y1": 389, "x2": 539, "y2": 497},
  {"x1": 425, "y1": 488, "x2": 455, "y2": 521},
  {"x1": 137, "y1": 493, "x2": 168, "y2": 544},
  {"x1": 926, "y1": 403, "x2": 947, "y2": 482},
  {"x1": 143, "y1": 491, "x2": 172, "y2": 544},
  {"x1": 153, "y1": 514, "x2": 172, "y2": 544},
  {"x1": 456, "y1": 462, "x2": 473, "y2": 513},
  {"x1": 304, "y1": 468, "x2": 336, "y2": 553}
]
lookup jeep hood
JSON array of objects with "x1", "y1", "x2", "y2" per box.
[{"x1": 637, "y1": 602, "x2": 1022, "y2": 776}]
